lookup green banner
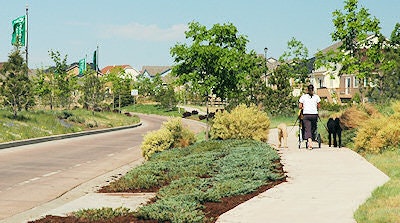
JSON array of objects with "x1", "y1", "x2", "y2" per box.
[
  {"x1": 93, "y1": 50, "x2": 97, "y2": 71},
  {"x1": 79, "y1": 58, "x2": 86, "y2": 75},
  {"x1": 11, "y1": 15, "x2": 26, "y2": 46}
]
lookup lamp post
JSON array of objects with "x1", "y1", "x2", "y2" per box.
[{"x1": 264, "y1": 47, "x2": 268, "y2": 86}]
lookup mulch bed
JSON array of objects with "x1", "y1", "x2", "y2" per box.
[{"x1": 30, "y1": 162, "x2": 286, "y2": 223}]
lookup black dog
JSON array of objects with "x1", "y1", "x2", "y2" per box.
[{"x1": 327, "y1": 118, "x2": 342, "y2": 148}]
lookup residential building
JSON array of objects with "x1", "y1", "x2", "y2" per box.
[
  {"x1": 101, "y1": 65, "x2": 139, "y2": 80},
  {"x1": 309, "y1": 41, "x2": 359, "y2": 104},
  {"x1": 139, "y1": 66, "x2": 173, "y2": 84}
]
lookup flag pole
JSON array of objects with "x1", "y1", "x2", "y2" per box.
[{"x1": 25, "y1": 4, "x2": 29, "y2": 69}]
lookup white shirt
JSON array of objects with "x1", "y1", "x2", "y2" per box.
[{"x1": 299, "y1": 93, "x2": 321, "y2": 114}]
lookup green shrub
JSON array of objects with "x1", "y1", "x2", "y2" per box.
[
  {"x1": 73, "y1": 207, "x2": 132, "y2": 221},
  {"x1": 141, "y1": 118, "x2": 196, "y2": 160},
  {"x1": 162, "y1": 117, "x2": 196, "y2": 148},
  {"x1": 210, "y1": 104, "x2": 270, "y2": 142},
  {"x1": 141, "y1": 128, "x2": 174, "y2": 160},
  {"x1": 132, "y1": 139, "x2": 284, "y2": 223}
]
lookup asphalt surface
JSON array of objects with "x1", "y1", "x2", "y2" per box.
[
  {"x1": 0, "y1": 113, "x2": 205, "y2": 223},
  {"x1": 1, "y1": 119, "x2": 389, "y2": 223}
]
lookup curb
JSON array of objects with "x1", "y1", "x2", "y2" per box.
[{"x1": 0, "y1": 122, "x2": 142, "y2": 150}]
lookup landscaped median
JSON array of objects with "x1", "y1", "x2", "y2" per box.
[
  {"x1": 0, "y1": 109, "x2": 140, "y2": 148},
  {"x1": 31, "y1": 139, "x2": 285, "y2": 223}
]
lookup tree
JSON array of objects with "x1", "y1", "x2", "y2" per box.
[
  {"x1": 230, "y1": 51, "x2": 267, "y2": 109},
  {"x1": 367, "y1": 23, "x2": 400, "y2": 102},
  {"x1": 48, "y1": 50, "x2": 78, "y2": 109},
  {"x1": 316, "y1": 0, "x2": 384, "y2": 101},
  {"x1": 0, "y1": 48, "x2": 33, "y2": 118},
  {"x1": 170, "y1": 21, "x2": 251, "y2": 103},
  {"x1": 278, "y1": 37, "x2": 310, "y2": 85},
  {"x1": 103, "y1": 67, "x2": 134, "y2": 111},
  {"x1": 263, "y1": 37, "x2": 309, "y2": 115},
  {"x1": 79, "y1": 69, "x2": 105, "y2": 112},
  {"x1": 390, "y1": 23, "x2": 400, "y2": 46},
  {"x1": 316, "y1": 0, "x2": 382, "y2": 101},
  {"x1": 155, "y1": 84, "x2": 178, "y2": 110},
  {"x1": 34, "y1": 68, "x2": 57, "y2": 109}
]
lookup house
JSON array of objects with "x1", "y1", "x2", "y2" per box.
[
  {"x1": 66, "y1": 62, "x2": 97, "y2": 77},
  {"x1": 139, "y1": 66, "x2": 173, "y2": 84},
  {"x1": 310, "y1": 35, "x2": 389, "y2": 103},
  {"x1": 309, "y1": 41, "x2": 359, "y2": 104},
  {"x1": 101, "y1": 65, "x2": 139, "y2": 80}
]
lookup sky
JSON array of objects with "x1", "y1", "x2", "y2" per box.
[{"x1": 1, "y1": 0, "x2": 399, "y2": 71}]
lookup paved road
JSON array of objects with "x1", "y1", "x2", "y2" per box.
[{"x1": 0, "y1": 114, "x2": 205, "y2": 221}]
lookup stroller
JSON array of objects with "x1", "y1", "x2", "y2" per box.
[{"x1": 297, "y1": 109, "x2": 321, "y2": 149}]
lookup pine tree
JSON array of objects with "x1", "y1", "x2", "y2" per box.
[{"x1": 0, "y1": 48, "x2": 33, "y2": 118}]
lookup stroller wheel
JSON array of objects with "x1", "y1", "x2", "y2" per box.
[
  {"x1": 298, "y1": 133, "x2": 302, "y2": 149},
  {"x1": 317, "y1": 133, "x2": 321, "y2": 148}
]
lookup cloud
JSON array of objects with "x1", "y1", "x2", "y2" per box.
[{"x1": 99, "y1": 23, "x2": 188, "y2": 42}]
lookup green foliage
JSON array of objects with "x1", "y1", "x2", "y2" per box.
[
  {"x1": 319, "y1": 100, "x2": 343, "y2": 112},
  {"x1": 73, "y1": 207, "x2": 133, "y2": 221},
  {"x1": 34, "y1": 68, "x2": 57, "y2": 110},
  {"x1": 329, "y1": 0, "x2": 382, "y2": 78},
  {"x1": 0, "y1": 48, "x2": 33, "y2": 118},
  {"x1": 141, "y1": 118, "x2": 196, "y2": 160},
  {"x1": 0, "y1": 109, "x2": 139, "y2": 143},
  {"x1": 155, "y1": 85, "x2": 178, "y2": 110},
  {"x1": 79, "y1": 70, "x2": 105, "y2": 111},
  {"x1": 171, "y1": 21, "x2": 260, "y2": 103},
  {"x1": 113, "y1": 139, "x2": 284, "y2": 222},
  {"x1": 141, "y1": 128, "x2": 174, "y2": 160},
  {"x1": 211, "y1": 104, "x2": 270, "y2": 142},
  {"x1": 49, "y1": 50, "x2": 78, "y2": 109},
  {"x1": 354, "y1": 150, "x2": 400, "y2": 223},
  {"x1": 103, "y1": 67, "x2": 134, "y2": 110},
  {"x1": 124, "y1": 104, "x2": 181, "y2": 117},
  {"x1": 136, "y1": 196, "x2": 204, "y2": 223},
  {"x1": 278, "y1": 37, "x2": 310, "y2": 84}
]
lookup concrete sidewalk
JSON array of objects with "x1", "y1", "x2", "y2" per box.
[
  {"x1": 217, "y1": 127, "x2": 389, "y2": 223},
  {"x1": 4, "y1": 127, "x2": 389, "y2": 223}
]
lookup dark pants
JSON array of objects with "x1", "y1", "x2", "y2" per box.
[{"x1": 303, "y1": 114, "x2": 318, "y2": 140}]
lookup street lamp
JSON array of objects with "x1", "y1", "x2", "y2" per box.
[{"x1": 264, "y1": 47, "x2": 268, "y2": 86}]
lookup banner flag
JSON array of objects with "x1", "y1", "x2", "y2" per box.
[
  {"x1": 11, "y1": 15, "x2": 26, "y2": 46},
  {"x1": 78, "y1": 58, "x2": 86, "y2": 75},
  {"x1": 93, "y1": 50, "x2": 97, "y2": 71}
]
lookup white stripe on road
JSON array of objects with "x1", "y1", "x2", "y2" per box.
[{"x1": 42, "y1": 171, "x2": 60, "y2": 177}]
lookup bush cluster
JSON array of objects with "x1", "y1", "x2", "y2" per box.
[
  {"x1": 141, "y1": 118, "x2": 196, "y2": 160},
  {"x1": 133, "y1": 139, "x2": 284, "y2": 222},
  {"x1": 210, "y1": 104, "x2": 270, "y2": 142},
  {"x1": 337, "y1": 104, "x2": 373, "y2": 130},
  {"x1": 354, "y1": 102, "x2": 400, "y2": 154}
]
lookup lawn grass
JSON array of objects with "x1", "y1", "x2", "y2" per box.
[
  {"x1": 354, "y1": 149, "x2": 400, "y2": 223},
  {"x1": 0, "y1": 109, "x2": 139, "y2": 143},
  {"x1": 124, "y1": 104, "x2": 182, "y2": 117}
]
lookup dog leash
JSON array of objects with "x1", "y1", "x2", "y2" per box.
[{"x1": 318, "y1": 115, "x2": 330, "y2": 132}]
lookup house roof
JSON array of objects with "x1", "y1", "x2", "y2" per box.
[
  {"x1": 318, "y1": 41, "x2": 343, "y2": 54},
  {"x1": 140, "y1": 66, "x2": 171, "y2": 77},
  {"x1": 101, "y1": 65, "x2": 132, "y2": 74}
]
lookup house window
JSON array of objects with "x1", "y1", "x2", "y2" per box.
[
  {"x1": 345, "y1": 77, "x2": 351, "y2": 94},
  {"x1": 319, "y1": 78, "x2": 323, "y2": 88},
  {"x1": 354, "y1": 77, "x2": 359, "y2": 88}
]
